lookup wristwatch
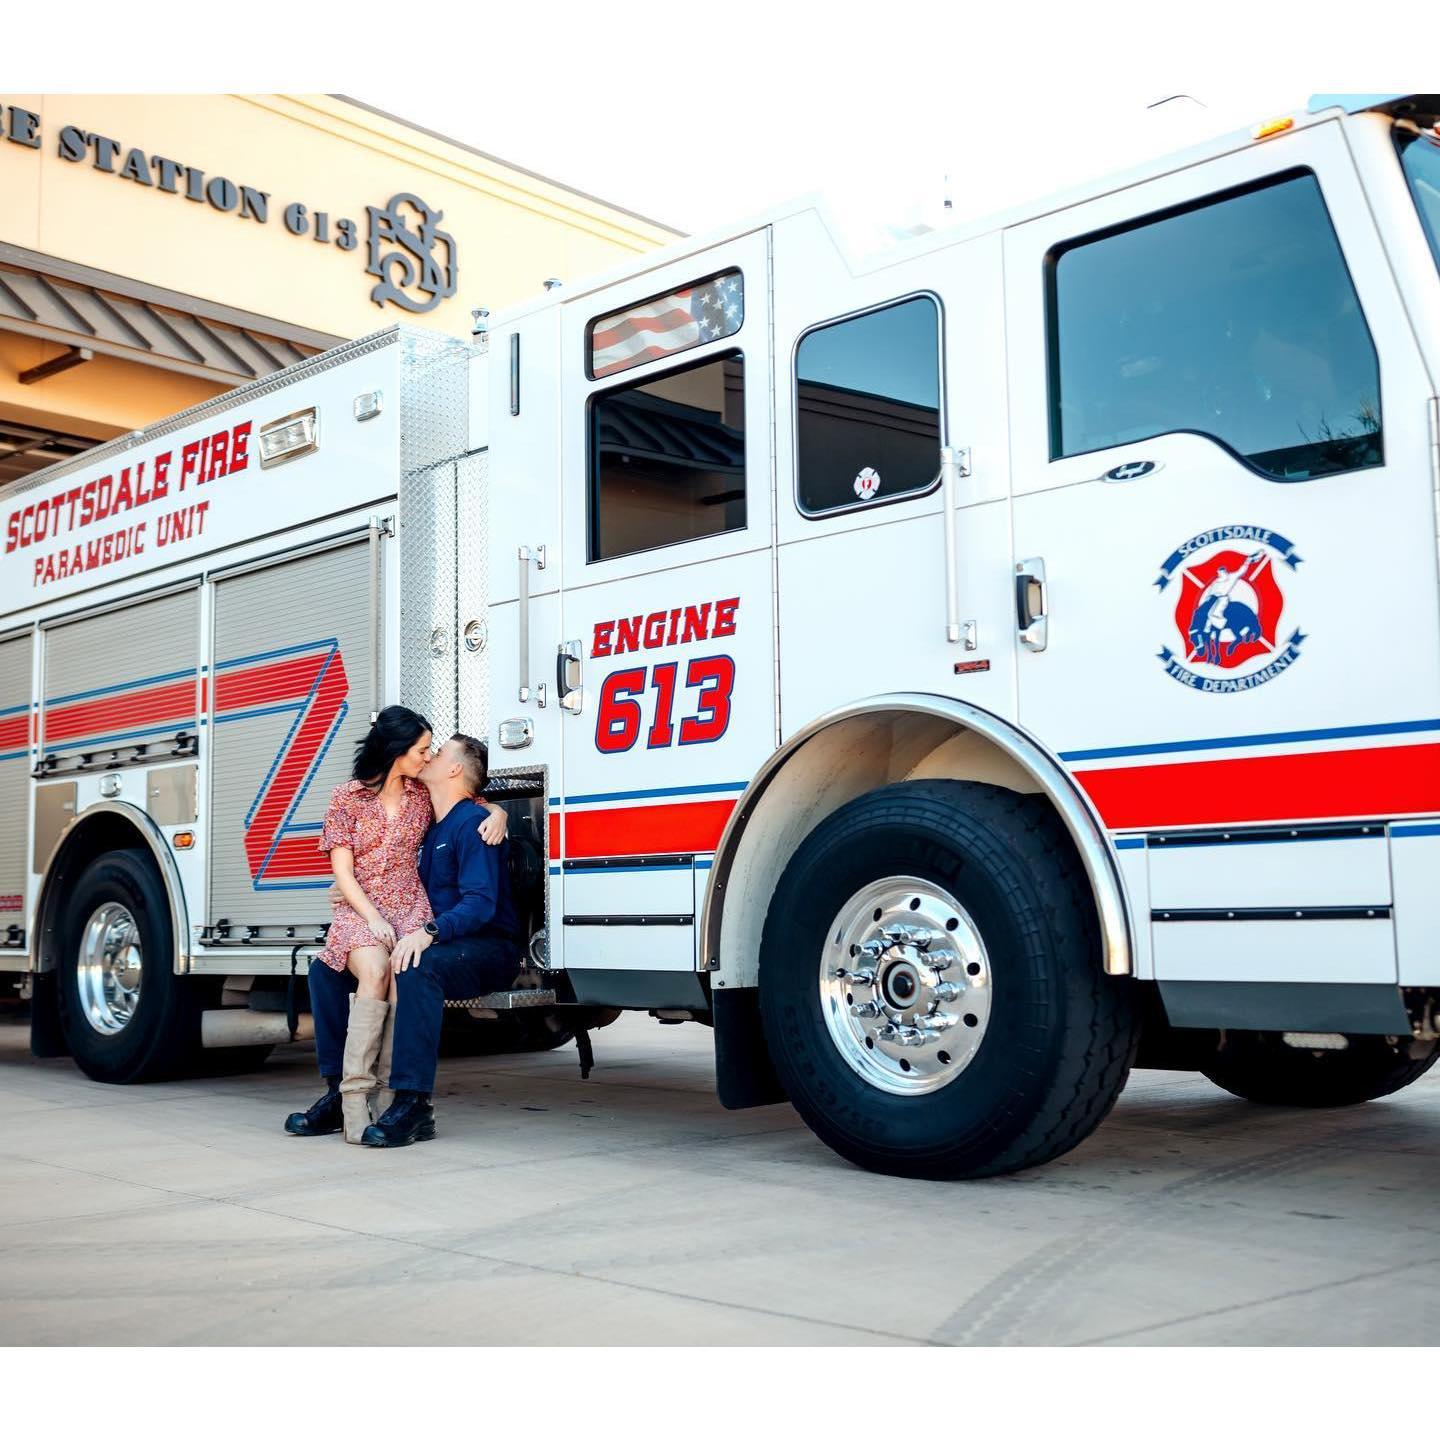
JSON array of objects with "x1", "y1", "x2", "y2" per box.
[{"x1": 423, "y1": 920, "x2": 440, "y2": 938}]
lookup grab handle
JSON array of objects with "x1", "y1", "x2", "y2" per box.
[{"x1": 517, "y1": 544, "x2": 547, "y2": 705}]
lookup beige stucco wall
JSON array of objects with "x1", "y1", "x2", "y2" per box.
[
  {"x1": 0, "y1": 94, "x2": 677, "y2": 341},
  {"x1": 0, "y1": 93, "x2": 679, "y2": 451}
]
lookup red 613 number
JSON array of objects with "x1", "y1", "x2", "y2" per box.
[{"x1": 595, "y1": 654, "x2": 735, "y2": 754}]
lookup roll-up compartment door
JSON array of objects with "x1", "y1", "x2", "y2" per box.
[
  {"x1": 209, "y1": 539, "x2": 377, "y2": 934},
  {"x1": 0, "y1": 631, "x2": 33, "y2": 934},
  {"x1": 41, "y1": 590, "x2": 199, "y2": 774}
]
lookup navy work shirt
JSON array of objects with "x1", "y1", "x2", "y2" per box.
[{"x1": 417, "y1": 799, "x2": 518, "y2": 943}]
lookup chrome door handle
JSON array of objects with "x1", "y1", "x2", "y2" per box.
[
  {"x1": 1016, "y1": 557, "x2": 1048, "y2": 652},
  {"x1": 556, "y1": 639, "x2": 583, "y2": 714}
]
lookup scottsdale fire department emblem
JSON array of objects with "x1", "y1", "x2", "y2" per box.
[{"x1": 1154, "y1": 525, "x2": 1305, "y2": 693}]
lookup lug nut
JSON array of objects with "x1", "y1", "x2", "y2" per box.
[
  {"x1": 879, "y1": 1023, "x2": 927, "y2": 1047},
  {"x1": 883, "y1": 924, "x2": 940, "y2": 950},
  {"x1": 852, "y1": 1000, "x2": 882, "y2": 1019},
  {"x1": 930, "y1": 982, "x2": 963, "y2": 1003}
]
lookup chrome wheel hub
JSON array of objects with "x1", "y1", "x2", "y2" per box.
[
  {"x1": 77, "y1": 902, "x2": 143, "y2": 1036},
  {"x1": 819, "y1": 876, "x2": 992, "y2": 1095}
]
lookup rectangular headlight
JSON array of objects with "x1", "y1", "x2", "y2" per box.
[{"x1": 258, "y1": 407, "x2": 319, "y2": 467}]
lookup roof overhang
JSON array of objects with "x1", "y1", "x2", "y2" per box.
[{"x1": 0, "y1": 244, "x2": 344, "y2": 387}]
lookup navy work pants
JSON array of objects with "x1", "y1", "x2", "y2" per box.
[
  {"x1": 307, "y1": 958, "x2": 356, "y2": 1081},
  {"x1": 390, "y1": 935, "x2": 520, "y2": 1095}
]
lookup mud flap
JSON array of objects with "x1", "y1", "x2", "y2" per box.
[
  {"x1": 713, "y1": 986, "x2": 786, "y2": 1110},
  {"x1": 28, "y1": 970, "x2": 68, "y2": 1058}
]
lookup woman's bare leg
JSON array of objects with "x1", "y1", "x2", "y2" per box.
[{"x1": 347, "y1": 945, "x2": 390, "y2": 999}]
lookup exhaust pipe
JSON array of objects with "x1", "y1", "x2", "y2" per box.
[{"x1": 201, "y1": 1009, "x2": 315, "y2": 1049}]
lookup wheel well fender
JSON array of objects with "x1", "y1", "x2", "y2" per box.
[
  {"x1": 699, "y1": 693, "x2": 1134, "y2": 989},
  {"x1": 33, "y1": 801, "x2": 190, "y2": 976}
]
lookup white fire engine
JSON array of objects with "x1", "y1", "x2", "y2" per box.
[{"x1": 5, "y1": 94, "x2": 1440, "y2": 1179}]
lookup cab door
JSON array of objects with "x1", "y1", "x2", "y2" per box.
[
  {"x1": 1004, "y1": 118, "x2": 1440, "y2": 996},
  {"x1": 556, "y1": 235, "x2": 775, "y2": 998},
  {"x1": 771, "y1": 221, "x2": 1016, "y2": 737}
]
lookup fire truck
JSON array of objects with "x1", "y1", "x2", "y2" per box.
[{"x1": 5, "y1": 94, "x2": 1440, "y2": 1179}]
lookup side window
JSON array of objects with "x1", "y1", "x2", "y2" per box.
[
  {"x1": 795, "y1": 295, "x2": 942, "y2": 515},
  {"x1": 1395, "y1": 128, "x2": 1440, "y2": 273},
  {"x1": 1047, "y1": 169, "x2": 1382, "y2": 481},
  {"x1": 588, "y1": 351, "x2": 745, "y2": 564}
]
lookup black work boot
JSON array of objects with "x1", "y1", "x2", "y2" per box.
[
  {"x1": 284, "y1": 1079, "x2": 343, "y2": 1137},
  {"x1": 361, "y1": 1090, "x2": 436, "y2": 1148}
]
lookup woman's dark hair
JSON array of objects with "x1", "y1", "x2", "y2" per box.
[{"x1": 351, "y1": 705, "x2": 432, "y2": 787}]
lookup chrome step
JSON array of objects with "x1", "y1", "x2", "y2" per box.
[{"x1": 445, "y1": 988, "x2": 556, "y2": 1012}]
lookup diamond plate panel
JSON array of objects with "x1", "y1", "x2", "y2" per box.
[
  {"x1": 456, "y1": 447, "x2": 489, "y2": 742},
  {"x1": 398, "y1": 329, "x2": 476, "y2": 741}
]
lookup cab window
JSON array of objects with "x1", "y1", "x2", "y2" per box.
[
  {"x1": 1047, "y1": 169, "x2": 1381, "y2": 481},
  {"x1": 588, "y1": 350, "x2": 746, "y2": 564},
  {"x1": 795, "y1": 295, "x2": 942, "y2": 515},
  {"x1": 1395, "y1": 127, "x2": 1440, "y2": 273}
]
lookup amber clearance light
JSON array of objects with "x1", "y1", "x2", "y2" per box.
[{"x1": 1251, "y1": 116, "x2": 1295, "y2": 142}]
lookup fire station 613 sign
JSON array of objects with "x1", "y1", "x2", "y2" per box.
[{"x1": 0, "y1": 104, "x2": 458, "y2": 315}]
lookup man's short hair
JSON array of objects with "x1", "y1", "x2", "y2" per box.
[{"x1": 450, "y1": 733, "x2": 489, "y2": 795}]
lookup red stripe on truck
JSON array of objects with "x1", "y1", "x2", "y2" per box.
[
  {"x1": 1075, "y1": 742, "x2": 1440, "y2": 830},
  {"x1": 44, "y1": 677, "x2": 196, "y2": 743},
  {"x1": 562, "y1": 798, "x2": 736, "y2": 858},
  {"x1": 242, "y1": 650, "x2": 349, "y2": 880},
  {"x1": 213, "y1": 652, "x2": 328, "y2": 712}
]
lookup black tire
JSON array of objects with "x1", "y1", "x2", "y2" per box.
[
  {"x1": 56, "y1": 849, "x2": 204, "y2": 1083},
  {"x1": 759, "y1": 780, "x2": 1140, "y2": 1180},
  {"x1": 1201, "y1": 1031, "x2": 1440, "y2": 1107}
]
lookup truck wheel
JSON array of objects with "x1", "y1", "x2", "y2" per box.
[
  {"x1": 56, "y1": 850, "x2": 202, "y2": 1083},
  {"x1": 759, "y1": 780, "x2": 1139, "y2": 1180},
  {"x1": 1201, "y1": 1031, "x2": 1439, "y2": 1107}
]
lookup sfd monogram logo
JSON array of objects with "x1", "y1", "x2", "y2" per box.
[{"x1": 365, "y1": 192, "x2": 458, "y2": 314}]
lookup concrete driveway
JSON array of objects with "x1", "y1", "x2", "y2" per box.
[{"x1": 3, "y1": 1010, "x2": 1438, "y2": 1346}]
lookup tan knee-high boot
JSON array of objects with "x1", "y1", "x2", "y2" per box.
[
  {"x1": 371, "y1": 1002, "x2": 396, "y2": 1123},
  {"x1": 340, "y1": 996, "x2": 389, "y2": 1143}
]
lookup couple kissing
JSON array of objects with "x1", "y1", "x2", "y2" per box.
[{"x1": 284, "y1": 706, "x2": 521, "y2": 1147}]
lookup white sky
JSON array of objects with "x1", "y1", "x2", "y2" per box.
[
  {"x1": 11, "y1": 1, "x2": 1423, "y2": 255},
  {"x1": 336, "y1": 4, "x2": 1413, "y2": 246}
]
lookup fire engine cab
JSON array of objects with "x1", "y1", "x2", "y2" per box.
[{"x1": 5, "y1": 94, "x2": 1440, "y2": 1179}]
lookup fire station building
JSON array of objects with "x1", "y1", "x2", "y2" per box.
[{"x1": 0, "y1": 94, "x2": 679, "y2": 492}]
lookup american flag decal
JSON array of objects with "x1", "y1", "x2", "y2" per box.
[{"x1": 589, "y1": 270, "x2": 743, "y2": 380}]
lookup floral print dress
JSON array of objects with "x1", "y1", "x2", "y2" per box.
[{"x1": 316, "y1": 777, "x2": 434, "y2": 972}]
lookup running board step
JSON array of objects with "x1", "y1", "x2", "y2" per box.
[{"x1": 445, "y1": 988, "x2": 556, "y2": 1012}]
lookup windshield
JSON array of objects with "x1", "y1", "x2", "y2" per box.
[{"x1": 1396, "y1": 127, "x2": 1440, "y2": 270}]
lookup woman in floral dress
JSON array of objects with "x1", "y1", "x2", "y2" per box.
[{"x1": 314, "y1": 705, "x2": 505, "y2": 1141}]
